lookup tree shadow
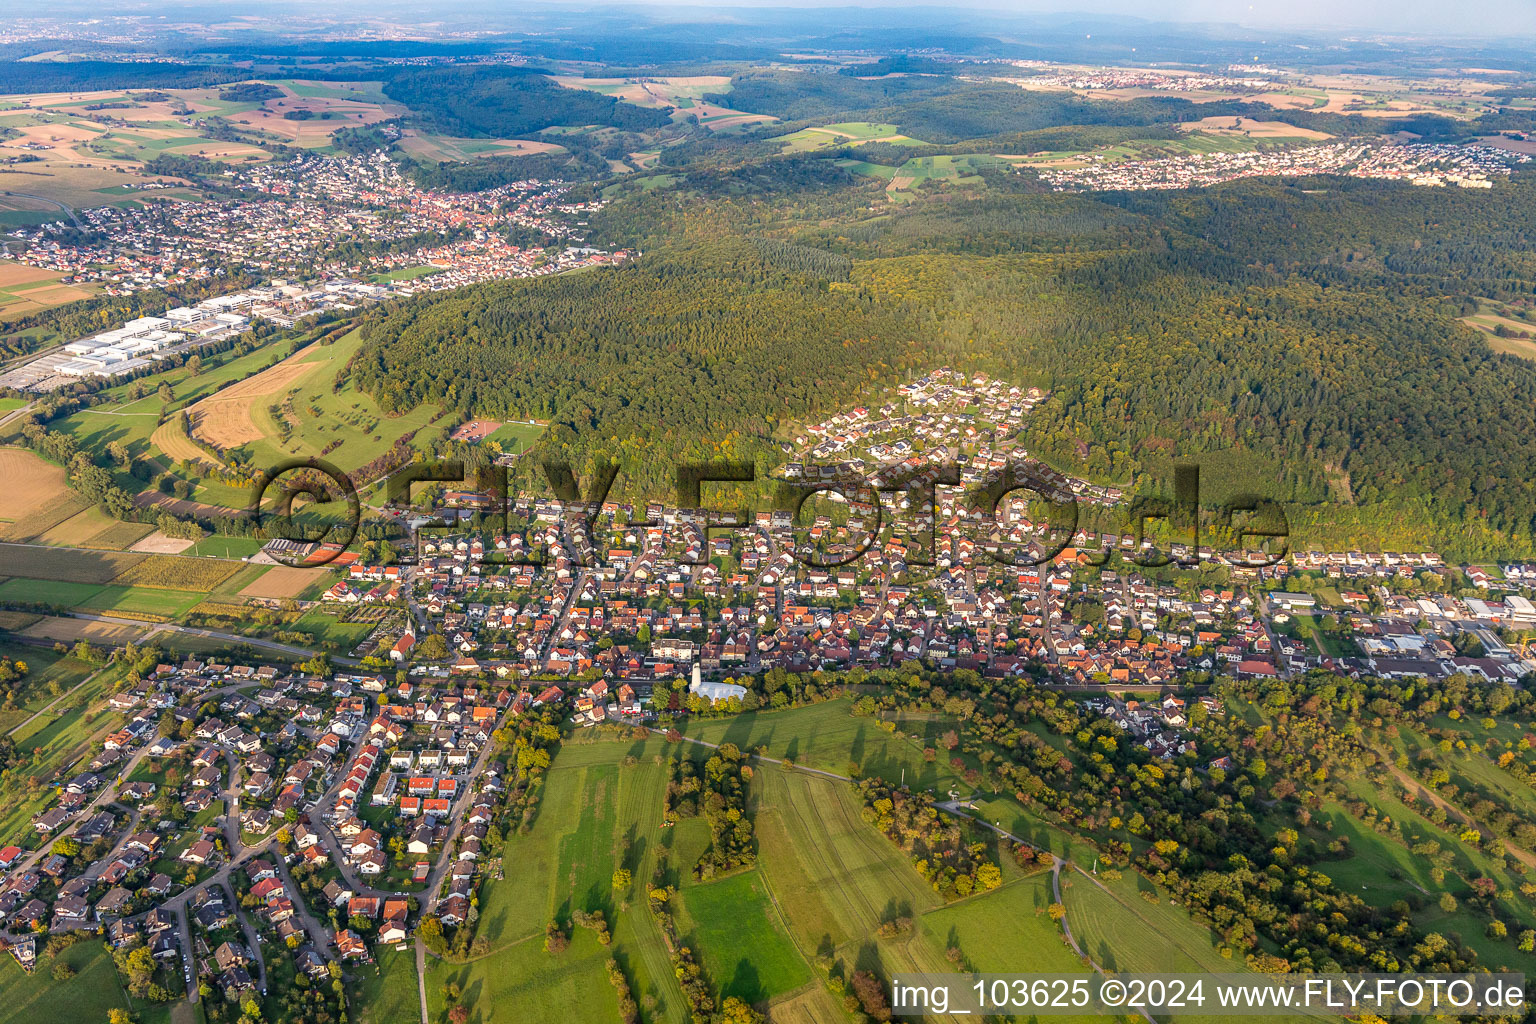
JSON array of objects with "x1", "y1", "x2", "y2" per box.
[{"x1": 724, "y1": 958, "x2": 765, "y2": 1005}]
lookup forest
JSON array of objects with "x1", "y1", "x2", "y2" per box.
[
  {"x1": 382, "y1": 66, "x2": 673, "y2": 138},
  {"x1": 347, "y1": 164, "x2": 1536, "y2": 557}
]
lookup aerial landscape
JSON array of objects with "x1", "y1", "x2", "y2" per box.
[{"x1": 2, "y1": 0, "x2": 1536, "y2": 1022}]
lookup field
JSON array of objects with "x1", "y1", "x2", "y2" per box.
[
  {"x1": 1064, "y1": 868, "x2": 1238, "y2": 975},
  {"x1": 486, "y1": 420, "x2": 546, "y2": 454},
  {"x1": 674, "y1": 697, "x2": 968, "y2": 794},
  {"x1": 0, "y1": 447, "x2": 81, "y2": 541},
  {"x1": 396, "y1": 130, "x2": 563, "y2": 162},
  {"x1": 1462, "y1": 302, "x2": 1536, "y2": 360},
  {"x1": 0, "y1": 260, "x2": 95, "y2": 319},
  {"x1": 0, "y1": 660, "x2": 124, "y2": 845},
  {"x1": 776, "y1": 122, "x2": 926, "y2": 153},
  {"x1": 1176, "y1": 116, "x2": 1334, "y2": 141},
  {"x1": 921, "y1": 870, "x2": 1085, "y2": 966},
  {"x1": 0, "y1": 943, "x2": 142, "y2": 1024},
  {"x1": 0, "y1": 577, "x2": 204, "y2": 618},
  {"x1": 237, "y1": 565, "x2": 327, "y2": 600},
  {"x1": 49, "y1": 327, "x2": 443, "y2": 507},
  {"x1": 182, "y1": 328, "x2": 445, "y2": 477},
  {"x1": 12, "y1": 613, "x2": 147, "y2": 644},
  {"x1": 186, "y1": 339, "x2": 341, "y2": 447},
  {"x1": 0, "y1": 642, "x2": 95, "y2": 733},
  {"x1": 187, "y1": 535, "x2": 268, "y2": 559},
  {"x1": 216, "y1": 80, "x2": 405, "y2": 148},
  {"x1": 889, "y1": 153, "x2": 1003, "y2": 189},
  {"x1": 548, "y1": 75, "x2": 771, "y2": 131},
  {"x1": 110, "y1": 552, "x2": 242, "y2": 590},
  {"x1": 676, "y1": 868, "x2": 811, "y2": 1004},
  {"x1": 755, "y1": 767, "x2": 941, "y2": 952},
  {"x1": 350, "y1": 947, "x2": 421, "y2": 1024},
  {"x1": 0, "y1": 541, "x2": 145, "y2": 583},
  {"x1": 32, "y1": 506, "x2": 155, "y2": 551},
  {"x1": 426, "y1": 928, "x2": 623, "y2": 1024},
  {"x1": 370, "y1": 264, "x2": 444, "y2": 284},
  {"x1": 553, "y1": 75, "x2": 732, "y2": 111},
  {"x1": 433, "y1": 737, "x2": 691, "y2": 1024}
]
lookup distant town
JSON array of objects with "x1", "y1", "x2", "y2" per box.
[{"x1": 1039, "y1": 140, "x2": 1528, "y2": 192}]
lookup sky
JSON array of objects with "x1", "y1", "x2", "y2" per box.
[
  {"x1": 612, "y1": 0, "x2": 1536, "y2": 38},
  {"x1": 1039, "y1": 0, "x2": 1536, "y2": 36}
]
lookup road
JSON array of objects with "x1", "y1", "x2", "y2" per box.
[
  {"x1": 933, "y1": 800, "x2": 1159, "y2": 1024},
  {"x1": 50, "y1": 610, "x2": 359, "y2": 665},
  {"x1": 414, "y1": 937, "x2": 429, "y2": 1024},
  {"x1": 3, "y1": 660, "x2": 112, "y2": 739},
  {"x1": 0, "y1": 190, "x2": 81, "y2": 229},
  {"x1": 658, "y1": 730, "x2": 1157, "y2": 1020}
]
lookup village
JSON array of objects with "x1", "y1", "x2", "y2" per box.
[
  {"x1": 0, "y1": 656, "x2": 517, "y2": 1009},
  {"x1": 5, "y1": 151, "x2": 626, "y2": 296},
  {"x1": 3, "y1": 369, "x2": 1536, "y2": 1009},
  {"x1": 1039, "y1": 140, "x2": 1526, "y2": 192}
]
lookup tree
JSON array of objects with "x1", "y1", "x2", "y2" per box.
[
  {"x1": 719, "y1": 996, "x2": 765, "y2": 1024},
  {"x1": 448, "y1": 1007, "x2": 470, "y2": 1024},
  {"x1": 418, "y1": 634, "x2": 450, "y2": 661},
  {"x1": 612, "y1": 867, "x2": 632, "y2": 891}
]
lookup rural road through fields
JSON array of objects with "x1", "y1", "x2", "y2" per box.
[
  {"x1": 32, "y1": 610, "x2": 364, "y2": 666},
  {"x1": 0, "y1": 190, "x2": 81, "y2": 229}
]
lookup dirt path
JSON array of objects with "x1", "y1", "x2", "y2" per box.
[{"x1": 1391, "y1": 764, "x2": 1536, "y2": 870}]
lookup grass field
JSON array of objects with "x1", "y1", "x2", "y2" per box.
[
  {"x1": 426, "y1": 927, "x2": 623, "y2": 1024},
  {"x1": 1064, "y1": 868, "x2": 1237, "y2": 975},
  {"x1": 0, "y1": 576, "x2": 204, "y2": 618},
  {"x1": 0, "y1": 643, "x2": 94, "y2": 734},
  {"x1": 0, "y1": 943, "x2": 140, "y2": 1024},
  {"x1": 920, "y1": 870, "x2": 1084, "y2": 973},
  {"x1": 775, "y1": 122, "x2": 925, "y2": 154},
  {"x1": 0, "y1": 661, "x2": 122, "y2": 845},
  {"x1": 890, "y1": 153, "x2": 1005, "y2": 189},
  {"x1": 755, "y1": 767, "x2": 940, "y2": 952},
  {"x1": 426, "y1": 737, "x2": 691, "y2": 1024},
  {"x1": 31, "y1": 505, "x2": 156, "y2": 551},
  {"x1": 370, "y1": 264, "x2": 444, "y2": 283},
  {"x1": 675, "y1": 697, "x2": 968, "y2": 793},
  {"x1": 350, "y1": 946, "x2": 421, "y2": 1024},
  {"x1": 486, "y1": 420, "x2": 546, "y2": 455},
  {"x1": 676, "y1": 868, "x2": 811, "y2": 1004}
]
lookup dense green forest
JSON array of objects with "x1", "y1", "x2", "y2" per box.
[
  {"x1": 349, "y1": 162, "x2": 1536, "y2": 557},
  {"x1": 383, "y1": 66, "x2": 673, "y2": 137},
  {"x1": 704, "y1": 71, "x2": 1450, "y2": 144},
  {"x1": 0, "y1": 60, "x2": 245, "y2": 92}
]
